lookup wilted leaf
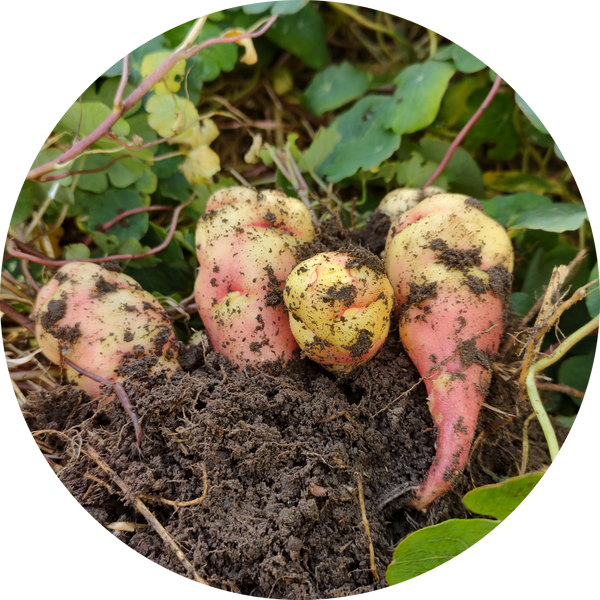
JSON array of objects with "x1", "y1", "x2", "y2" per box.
[
  {"x1": 181, "y1": 145, "x2": 221, "y2": 185},
  {"x1": 483, "y1": 171, "x2": 562, "y2": 196}
]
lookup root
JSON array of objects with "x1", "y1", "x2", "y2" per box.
[
  {"x1": 84, "y1": 444, "x2": 208, "y2": 586},
  {"x1": 356, "y1": 472, "x2": 379, "y2": 581}
]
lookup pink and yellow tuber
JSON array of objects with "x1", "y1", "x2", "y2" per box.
[
  {"x1": 33, "y1": 262, "x2": 179, "y2": 398},
  {"x1": 283, "y1": 248, "x2": 394, "y2": 374},
  {"x1": 195, "y1": 186, "x2": 316, "y2": 368},
  {"x1": 385, "y1": 193, "x2": 514, "y2": 510}
]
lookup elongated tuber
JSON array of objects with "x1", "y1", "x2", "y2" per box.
[
  {"x1": 283, "y1": 248, "x2": 394, "y2": 374},
  {"x1": 195, "y1": 186, "x2": 316, "y2": 368},
  {"x1": 385, "y1": 193, "x2": 514, "y2": 510},
  {"x1": 33, "y1": 262, "x2": 179, "y2": 397}
]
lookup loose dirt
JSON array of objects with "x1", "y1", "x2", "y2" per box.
[{"x1": 21, "y1": 214, "x2": 562, "y2": 598}]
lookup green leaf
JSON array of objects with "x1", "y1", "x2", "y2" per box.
[
  {"x1": 509, "y1": 291, "x2": 535, "y2": 316},
  {"x1": 510, "y1": 204, "x2": 588, "y2": 232},
  {"x1": 463, "y1": 472, "x2": 547, "y2": 523},
  {"x1": 586, "y1": 263, "x2": 599, "y2": 318},
  {"x1": 555, "y1": 144, "x2": 565, "y2": 161},
  {"x1": 483, "y1": 171, "x2": 562, "y2": 196},
  {"x1": 107, "y1": 157, "x2": 149, "y2": 188},
  {"x1": 435, "y1": 75, "x2": 482, "y2": 129},
  {"x1": 266, "y1": 3, "x2": 330, "y2": 70},
  {"x1": 298, "y1": 124, "x2": 342, "y2": 172},
  {"x1": 320, "y1": 96, "x2": 400, "y2": 183},
  {"x1": 463, "y1": 91, "x2": 519, "y2": 160},
  {"x1": 74, "y1": 155, "x2": 110, "y2": 194},
  {"x1": 302, "y1": 62, "x2": 369, "y2": 116},
  {"x1": 91, "y1": 231, "x2": 121, "y2": 255},
  {"x1": 386, "y1": 519, "x2": 502, "y2": 588},
  {"x1": 117, "y1": 238, "x2": 161, "y2": 268},
  {"x1": 452, "y1": 44, "x2": 486, "y2": 73},
  {"x1": 57, "y1": 102, "x2": 130, "y2": 138},
  {"x1": 271, "y1": 0, "x2": 307, "y2": 15},
  {"x1": 558, "y1": 353, "x2": 596, "y2": 406},
  {"x1": 87, "y1": 189, "x2": 148, "y2": 243},
  {"x1": 395, "y1": 152, "x2": 448, "y2": 189},
  {"x1": 158, "y1": 173, "x2": 193, "y2": 202},
  {"x1": 31, "y1": 149, "x2": 73, "y2": 187},
  {"x1": 386, "y1": 519, "x2": 498, "y2": 585},
  {"x1": 419, "y1": 138, "x2": 484, "y2": 198},
  {"x1": 11, "y1": 183, "x2": 35, "y2": 226},
  {"x1": 63, "y1": 244, "x2": 91, "y2": 260},
  {"x1": 515, "y1": 94, "x2": 548, "y2": 134},
  {"x1": 242, "y1": 2, "x2": 275, "y2": 14},
  {"x1": 125, "y1": 222, "x2": 194, "y2": 296},
  {"x1": 384, "y1": 61, "x2": 456, "y2": 134},
  {"x1": 191, "y1": 22, "x2": 238, "y2": 83},
  {"x1": 480, "y1": 192, "x2": 552, "y2": 227}
]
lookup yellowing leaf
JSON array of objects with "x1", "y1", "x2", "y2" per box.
[
  {"x1": 146, "y1": 94, "x2": 199, "y2": 140},
  {"x1": 224, "y1": 29, "x2": 258, "y2": 65},
  {"x1": 141, "y1": 51, "x2": 186, "y2": 95},
  {"x1": 184, "y1": 118, "x2": 220, "y2": 149},
  {"x1": 181, "y1": 145, "x2": 221, "y2": 185}
]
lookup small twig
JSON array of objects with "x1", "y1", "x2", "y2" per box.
[
  {"x1": 422, "y1": 75, "x2": 503, "y2": 189},
  {"x1": 0, "y1": 300, "x2": 36, "y2": 334},
  {"x1": 356, "y1": 472, "x2": 379, "y2": 581},
  {"x1": 85, "y1": 444, "x2": 208, "y2": 586},
  {"x1": 371, "y1": 378, "x2": 422, "y2": 417}
]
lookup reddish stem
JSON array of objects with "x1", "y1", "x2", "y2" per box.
[
  {"x1": 0, "y1": 300, "x2": 36, "y2": 334},
  {"x1": 38, "y1": 155, "x2": 129, "y2": 183},
  {"x1": 83, "y1": 205, "x2": 172, "y2": 246},
  {"x1": 6, "y1": 200, "x2": 192, "y2": 267},
  {"x1": 26, "y1": 16, "x2": 278, "y2": 182},
  {"x1": 63, "y1": 357, "x2": 142, "y2": 444},
  {"x1": 422, "y1": 75, "x2": 503, "y2": 189}
]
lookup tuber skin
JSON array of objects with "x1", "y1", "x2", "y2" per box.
[
  {"x1": 195, "y1": 186, "x2": 316, "y2": 368},
  {"x1": 33, "y1": 262, "x2": 179, "y2": 398},
  {"x1": 283, "y1": 248, "x2": 394, "y2": 375},
  {"x1": 385, "y1": 193, "x2": 514, "y2": 510},
  {"x1": 378, "y1": 186, "x2": 446, "y2": 219}
]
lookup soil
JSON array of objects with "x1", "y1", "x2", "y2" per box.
[{"x1": 20, "y1": 212, "x2": 565, "y2": 598}]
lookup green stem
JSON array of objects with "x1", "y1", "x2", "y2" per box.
[{"x1": 526, "y1": 314, "x2": 600, "y2": 461}]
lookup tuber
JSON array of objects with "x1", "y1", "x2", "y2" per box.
[
  {"x1": 33, "y1": 262, "x2": 179, "y2": 398},
  {"x1": 195, "y1": 186, "x2": 316, "y2": 368},
  {"x1": 385, "y1": 193, "x2": 514, "y2": 510},
  {"x1": 378, "y1": 186, "x2": 445, "y2": 219},
  {"x1": 283, "y1": 248, "x2": 394, "y2": 374}
]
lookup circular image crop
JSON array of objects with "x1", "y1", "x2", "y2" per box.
[{"x1": 2, "y1": 1, "x2": 598, "y2": 598}]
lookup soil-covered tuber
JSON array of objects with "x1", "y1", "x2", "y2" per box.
[
  {"x1": 195, "y1": 186, "x2": 316, "y2": 368},
  {"x1": 385, "y1": 193, "x2": 514, "y2": 510},
  {"x1": 283, "y1": 248, "x2": 394, "y2": 374},
  {"x1": 33, "y1": 262, "x2": 179, "y2": 397}
]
